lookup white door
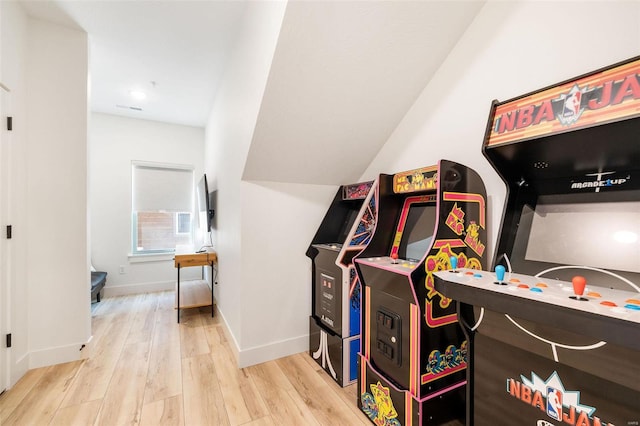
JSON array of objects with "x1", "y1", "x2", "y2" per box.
[{"x1": 0, "y1": 83, "x2": 9, "y2": 394}]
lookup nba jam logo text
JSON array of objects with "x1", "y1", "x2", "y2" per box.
[
  {"x1": 493, "y1": 69, "x2": 640, "y2": 133},
  {"x1": 507, "y1": 371, "x2": 614, "y2": 426}
]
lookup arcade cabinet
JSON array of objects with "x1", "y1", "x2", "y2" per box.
[
  {"x1": 435, "y1": 56, "x2": 640, "y2": 425},
  {"x1": 355, "y1": 161, "x2": 487, "y2": 425},
  {"x1": 307, "y1": 180, "x2": 377, "y2": 386}
]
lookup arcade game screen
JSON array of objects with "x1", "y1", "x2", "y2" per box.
[
  {"x1": 509, "y1": 194, "x2": 640, "y2": 281},
  {"x1": 397, "y1": 202, "x2": 436, "y2": 262}
]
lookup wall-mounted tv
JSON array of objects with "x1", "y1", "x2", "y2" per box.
[{"x1": 196, "y1": 174, "x2": 214, "y2": 231}]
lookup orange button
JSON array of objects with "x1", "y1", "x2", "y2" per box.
[
  {"x1": 536, "y1": 283, "x2": 548, "y2": 288},
  {"x1": 510, "y1": 278, "x2": 520, "y2": 283},
  {"x1": 465, "y1": 271, "x2": 474, "y2": 275},
  {"x1": 587, "y1": 292, "x2": 601, "y2": 298},
  {"x1": 625, "y1": 299, "x2": 640, "y2": 304}
]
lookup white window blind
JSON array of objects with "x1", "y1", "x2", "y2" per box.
[{"x1": 132, "y1": 164, "x2": 193, "y2": 212}]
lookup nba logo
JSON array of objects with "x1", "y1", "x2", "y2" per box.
[
  {"x1": 546, "y1": 386, "x2": 563, "y2": 421},
  {"x1": 563, "y1": 90, "x2": 582, "y2": 118}
]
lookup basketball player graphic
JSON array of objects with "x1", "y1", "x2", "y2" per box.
[
  {"x1": 546, "y1": 387, "x2": 563, "y2": 421},
  {"x1": 563, "y1": 89, "x2": 582, "y2": 118}
]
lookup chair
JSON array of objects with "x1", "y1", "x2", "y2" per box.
[{"x1": 91, "y1": 271, "x2": 107, "y2": 303}]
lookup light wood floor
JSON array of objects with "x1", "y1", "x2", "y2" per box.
[{"x1": 0, "y1": 288, "x2": 371, "y2": 425}]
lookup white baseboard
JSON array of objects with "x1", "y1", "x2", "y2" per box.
[
  {"x1": 238, "y1": 333, "x2": 309, "y2": 369},
  {"x1": 11, "y1": 352, "x2": 30, "y2": 388},
  {"x1": 103, "y1": 280, "x2": 175, "y2": 298},
  {"x1": 28, "y1": 338, "x2": 90, "y2": 369},
  {"x1": 216, "y1": 308, "x2": 240, "y2": 363},
  {"x1": 81, "y1": 335, "x2": 94, "y2": 360},
  {"x1": 216, "y1": 306, "x2": 308, "y2": 369}
]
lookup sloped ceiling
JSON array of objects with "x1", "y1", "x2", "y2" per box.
[{"x1": 243, "y1": 1, "x2": 485, "y2": 185}]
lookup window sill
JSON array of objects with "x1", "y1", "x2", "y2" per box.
[{"x1": 128, "y1": 253, "x2": 175, "y2": 263}]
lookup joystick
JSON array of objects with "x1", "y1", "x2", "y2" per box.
[
  {"x1": 570, "y1": 276, "x2": 588, "y2": 301},
  {"x1": 391, "y1": 253, "x2": 399, "y2": 264},
  {"x1": 494, "y1": 265, "x2": 507, "y2": 285},
  {"x1": 449, "y1": 255, "x2": 458, "y2": 272}
]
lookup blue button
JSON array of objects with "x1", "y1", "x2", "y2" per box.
[
  {"x1": 624, "y1": 304, "x2": 640, "y2": 311},
  {"x1": 530, "y1": 288, "x2": 543, "y2": 293},
  {"x1": 473, "y1": 273, "x2": 482, "y2": 278}
]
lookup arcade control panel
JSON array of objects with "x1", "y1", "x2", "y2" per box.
[
  {"x1": 357, "y1": 255, "x2": 420, "y2": 275},
  {"x1": 434, "y1": 268, "x2": 640, "y2": 351},
  {"x1": 313, "y1": 243, "x2": 343, "y2": 251}
]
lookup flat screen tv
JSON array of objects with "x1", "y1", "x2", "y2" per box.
[
  {"x1": 196, "y1": 174, "x2": 214, "y2": 231},
  {"x1": 397, "y1": 202, "x2": 437, "y2": 262}
]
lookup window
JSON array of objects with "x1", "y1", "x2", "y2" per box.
[
  {"x1": 176, "y1": 212, "x2": 191, "y2": 235},
  {"x1": 131, "y1": 162, "x2": 194, "y2": 255}
]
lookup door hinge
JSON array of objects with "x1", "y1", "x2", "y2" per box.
[
  {"x1": 7, "y1": 116, "x2": 12, "y2": 131},
  {"x1": 6, "y1": 334, "x2": 11, "y2": 348},
  {"x1": 6, "y1": 225, "x2": 11, "y2": 239}
]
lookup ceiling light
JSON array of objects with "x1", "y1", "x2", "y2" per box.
[{"x1": 129, "y1": 90, "x2": 146, "y2": 101}]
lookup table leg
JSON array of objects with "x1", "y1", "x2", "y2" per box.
[
  {"x1": 177, "y1": 265, "x2": 181, "y2": 323},
  {"x1": 211, "y1": 262, "x2": 215, "y2": 318}
]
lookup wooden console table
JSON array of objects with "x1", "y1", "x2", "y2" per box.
[{"x1": 174, "y1": 251, "x2": 217, "y2": 323}]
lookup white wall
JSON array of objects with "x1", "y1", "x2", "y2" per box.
[
  {"x1": 90, "y1": 113, "x2": 205, "y2": 297},
  {"x1": 239, "y1": 181, "x2": 335, "y2": 366},
  {"x1": 0, "y1": 3, "x2": 91, "y2": 380},
  {"x1": 362, "y1": 1, "x2": 640, "y2": 263},
  {"x1": 205, "y1": 1, "x2": 337, "y2": 366},
  {"x1": 204, "y1": 0, "x2": 287, "y2": 359},
  {"x1": 0, "y1": 0, "x2": 29, "y2": 388},
  {"x1": 26, "y1": 17, "x2": 89, "y2": 368}
]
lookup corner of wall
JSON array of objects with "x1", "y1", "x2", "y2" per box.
[{"x1": 237, "y1": 334, "x2": 308, "y2": 369}]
